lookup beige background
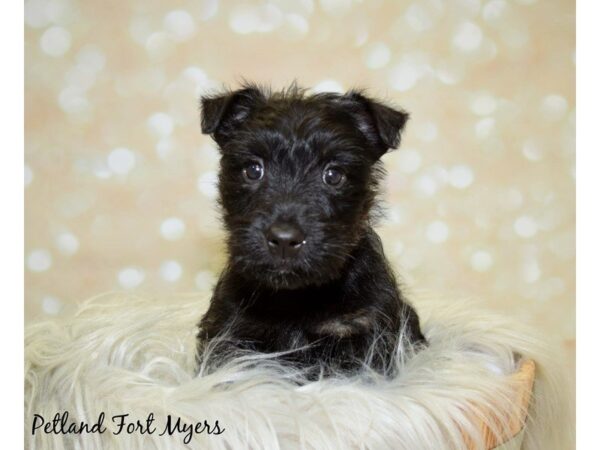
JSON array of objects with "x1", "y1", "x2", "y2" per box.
[{"x1": 25, "y1": 0, "x2": 574, "y2": 418}]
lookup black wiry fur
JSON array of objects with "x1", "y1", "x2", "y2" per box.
[{"x1": 197, "y1": 83, "x2": 425, "y2": 377}]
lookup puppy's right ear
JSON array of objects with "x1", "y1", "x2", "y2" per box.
[
  {"x1": 343, "y1": 91, "x2": 409, "y2": 159},
  {"x1": 200, "y1": 87, "x2": 264, "y2": 147}
]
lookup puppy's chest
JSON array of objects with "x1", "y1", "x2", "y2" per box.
[{"x1": 244, "y1": 306, "x2": 378, "y2": 343}]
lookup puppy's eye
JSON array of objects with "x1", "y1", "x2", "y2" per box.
[
  {"x1": 243, "y1": 161, "x2": 264, "y2": 181},
  {"x1": 323, "y1": 167, "x2": 345, "y2": 187}
]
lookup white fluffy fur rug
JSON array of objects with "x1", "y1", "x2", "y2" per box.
[{"x1": 25, "y1": 293, "x2": 571, "y2": 450}]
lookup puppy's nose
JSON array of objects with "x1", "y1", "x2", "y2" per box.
[{"x1": 265, "y1": 222, "x2": 306, "y2": 259}]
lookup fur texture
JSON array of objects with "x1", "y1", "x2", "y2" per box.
[{"x1": 25, "y1": 293, "x2": 571, "y2": 449}]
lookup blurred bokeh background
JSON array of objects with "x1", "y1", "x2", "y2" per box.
[{"x1": 25, "y1": 0, "x2": 574, "y2": 407}]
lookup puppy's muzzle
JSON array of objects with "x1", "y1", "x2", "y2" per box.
[{"x1": 265, "y1": 221, "x2": 306, "y2": 259}]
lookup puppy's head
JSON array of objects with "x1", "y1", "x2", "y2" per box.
[{"x1": 200, "y1": 84, "x2": 408, "y2": 290}]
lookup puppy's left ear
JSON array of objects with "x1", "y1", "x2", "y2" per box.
[
  {"x1": 345, "y1": 92, "x2": 409, "y2": 158},
  {"x1": 200, "y1": 86, "x2": 265, "y2": 148}
]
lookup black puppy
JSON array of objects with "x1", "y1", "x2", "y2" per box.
[{"x1": 197, "y1": 84, "x2": 425, "y2": 377}]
